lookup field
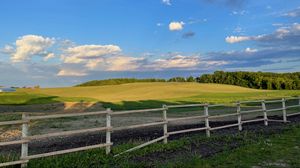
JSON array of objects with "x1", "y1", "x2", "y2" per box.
[
  {"x1": 1, "y1": 83, "x2": 300, "y2": 110},
  {"x1": 1, "y1": 82, "x2": 300, "y2": 167}
]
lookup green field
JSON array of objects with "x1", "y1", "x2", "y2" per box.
[{"x1": 1, "y1": 83, "x2": 300, "y2": 109}]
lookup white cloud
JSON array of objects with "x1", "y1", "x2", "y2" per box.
[
  {"x1": 61, "y1": 44, "x2": 121, "y2": 63},
  {"x1": 162, "y1": 0, "x2": 171, "y2": 5},
  {"x1": 226, "y1": 23, "x2": 300, "y2": 44},
  {"x1": 10, "y1": 35, "x2": 55, "y2": 62},
  {"x1": 150, "y1": 55, "x2": 200, "y2": 70},
  {"x1": 225, "y1": 36, "x2": 251, "y2": 43},
  {"x1": 169, "y1": 21, "x2": 184, "y2": 31},
  {"x1": 1, "y1": 45, "x2": 14, "y2": 54},
  {"x1": 282, "y1": 7, "x2": 300, "y2": 17},
  {"x1": 106, "y1": 56, "x2": 145, "y2": 71},
  {"x1": 245, "y1": 47, "x2": 258, "y2": 53},
  {"x1": 205, "y1": 60, "x2": 228, "y2": 66},
  {"x1": 57, "y1": 69, "x2": 87, "y2": 76},
  {"x1": 43, "y1": 53, "x2": 55, "y2": 61}
]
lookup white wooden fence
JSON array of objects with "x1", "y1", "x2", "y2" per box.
[{"x1": 0, "y1": 96, "x2": 300, "y2": 167}]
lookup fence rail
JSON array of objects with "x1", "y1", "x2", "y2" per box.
[{"x1": 0, "y1": 96, "x2": 300, "y2": 167}]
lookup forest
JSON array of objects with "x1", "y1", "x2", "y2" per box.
[{"x1": 196, "y1": 71, "x2": 300, "y2": 90}]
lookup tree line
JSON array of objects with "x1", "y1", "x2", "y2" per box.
[
  {"x1": 76, "y1": 71, "x2": 300, "y2": 90},
  {"x1": 76, "y1": 77, "x2": 197, "y2": 87},
  {"x1": 196, "y1": 71, "x2": 300, "y2": 90}
]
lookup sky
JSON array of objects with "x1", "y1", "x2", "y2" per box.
[{"x1": 0, "y1": 0, "x2": 300, "y2": 87}]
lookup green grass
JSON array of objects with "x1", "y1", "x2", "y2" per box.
[
  {"x1": 1, "y1": 83, "x2": 300, "y2": 107},
  {"x1": 0, "y1": 92, "x2": 96, "y2": 105},
  {"x1": 1, "y1": 123, "x2": 299, "y2": 168}
]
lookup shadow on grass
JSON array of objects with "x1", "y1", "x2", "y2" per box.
[
  {"x1": 24, "y1": 96, "x2": 61, "y2": 105},
  {"x1": 100, "y1": 99, "x2": 203, "y2": 111}
]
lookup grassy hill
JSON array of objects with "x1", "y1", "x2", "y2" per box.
[{"x1": 1, "y1": 82, "x2": 300, "y2": 108}]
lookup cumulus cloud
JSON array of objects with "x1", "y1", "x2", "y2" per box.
[
  {"x1": 169, "y1": 21, "x2": 184, "y2": 31},
  {"x1": 8, "y1": 35, "x2": 55, "y2": 62},
  {"x1": 226, "y1": 23, "x2": 300, "y2": 46},
  {"x1": 282, "y1": 7, "x2": 300, "y2": 17},
  {"x1": 149, "y1": 55, "x2": 200, "y2": 70},
  {"x1": 162, "y1": 0, "x2": 171, "y2": 5},
  {"x1": 106, "y1": 56, "x2": 145, "y2": 71},
  {"x1": 57, "y1": 69, "x2": 87, "y2": 76},
  {"x1": 61, "y1": 44, "x2": 121, "y2": 63}
]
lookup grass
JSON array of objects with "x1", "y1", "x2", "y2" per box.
[
  {"x1": 1, "y1": 123, "x2": 299, "y2": 168},
  {"x1": 1, "y1": 83, "x2": 300, "y2": 107}
]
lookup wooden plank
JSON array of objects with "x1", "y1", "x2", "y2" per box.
[
  {"x1": 286, "y1": 104, "x2": 300, "y2": 109},
  {"x1": 284, "y1": 97, "x2": 299, "y2": 100},
  {"x1": 113, "y1": 121, "x2": 167, "y2": 131},
  {"x1": 204, "y1": 104, "x2": 210, "y2": 137},
  {"x1": 166, "y1": 104, "x2": 205, "y2": 108},
  {"x1": 241, "y1": 118, "x2": 265, "y2": 124},
  {"x1": 237, "y1": 101, "x2": 242, "y2": 131},
  {"x1": 210, "y1": 123, "x2": 239, "y2": 131},
  {"x1": 209, "y1": 113, "x2": 238, "y2": 119},
  {"x1": 268, "y1": 119, "x2": 290, "y2": 123},
  {"x1": 241, "y1": 109, "x2": 262, "y2": 114},
  {"x1": 21, "y1": 113, "x2": 29, "y2": 168},
  {"x1": 106, "y1": 108, "x2": 111, "y2": 154},
  {"x1": 168, "y1": 115, "x2": 206, "y2": 122},
  {"x1": 168, "y1": 127, "x2": 207, "y2": 135},
  {"x1": 0, "y1": 160, "x2": 28, "y2": 168},
  {"x1": 114, "y1": 136, "x2": 168, "y2": 157},
  {"x1": 239, "y1": 100, "x2": 263, "y2": 104},
  {"x1": 208, "y1": 104, "x2": 225, "y2": 107},
  {"x1": 111, "y1": 108, "x2": 164, "y2": 115},
  {"x1": 265, "y1": 99, "x2": 283, "y2": 103},
  {"x1": 262, "y1": 101, "x2": 268, "y2": 126},
  {"x1": 24, "y1": 143, "x2": 112, "y2": 160},
  {"x1": 28, "y1": 110, "x2": 108, "y2": 120},
  {"x1": 0, "y1": 120, "x2": 29, "y2": 126},
  {"x1": 287, "y1": 112, "x2": 300, "y2": 117},
  {"x1": 266, "y1": 108, "x2": 285, "y2": 112},
  {"x1": 282, "y1": 98, "x2": 287, "y2": 123},
  {"x1": 162, "y1": 105, "x2": 168, "y2": 144},
  {"x1": 0, "y1": 139, "x2": 29, "y2": 146},
  {"x1": 28, "y1": 127, "x2": 111, "y2": 140}
]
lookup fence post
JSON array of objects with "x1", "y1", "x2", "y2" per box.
[
  {"x1": 282, "y1": 98, "x2": 287, "y2": 123},
  {"x1": 21, "y1": 113, "x2": 29, "y2": 168},
  {"x1": 237, "y1": 101, "x2": 242, "y2": 131},
  {"x1": 204, "y1": 104, "x2": 210, "y2": 137},
  {"x1": 162, "y1": 104, "x2": 168, "y2": 144},
  {"x1": 262, "y1": 100, "x2": 268, "y2": 126},
  {"x1": 106, "y1": 108, "x2": 112, "y2": 154}
]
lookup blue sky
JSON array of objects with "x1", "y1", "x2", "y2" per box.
[{"x1": 0, "y1": 0, "x2": 300, "y2": 87}]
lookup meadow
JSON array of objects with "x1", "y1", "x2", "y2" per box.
[{"x1": 1, "y1": 82, "x2": 300, "y2": 110}]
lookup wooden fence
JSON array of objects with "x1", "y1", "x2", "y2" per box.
[{"x1": 0, "y1": 96, "x2": 300, "y2": 167}]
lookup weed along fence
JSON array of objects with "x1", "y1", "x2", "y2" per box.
[{"x1": 1, "y1": 96, "x2": 300, "y2": 167}]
